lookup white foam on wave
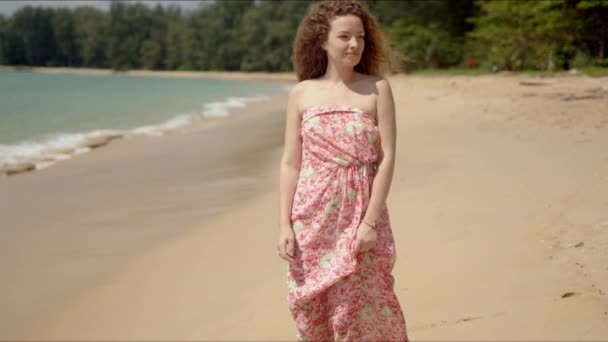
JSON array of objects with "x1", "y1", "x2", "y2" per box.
[
  {"x1": 130, "y1": 114, "x2": 194, "y2": 137},
  {"x1": 1, "y1": 93, "x2": 276, "y2": 175},
  {"x1": 0, "y1": 130, "x2": 116, "y2": 171},
  {"x1": 202, "y1": 95, "x2": 270, "y2": 118},
  {"x1": 0, "y1": 113, "x2": 202, "y2": 172}
]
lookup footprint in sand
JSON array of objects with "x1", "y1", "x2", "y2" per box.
[
  {"x1": 561, "y1": 291, "x2": 578, "y2": 298},
  {"x1": 416, "y1": 312, "x2": 506, "y2": 331}
]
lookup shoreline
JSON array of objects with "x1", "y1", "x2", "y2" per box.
[
  {"x1": 4, "y1": 64, "x2": 607, "y2": 81},
  {"x1": 0, "y1": 70, "x2": 295, "y2": 178},
  {"x1": 0, "y1": 65, "x2": 298, "y2": 82}
]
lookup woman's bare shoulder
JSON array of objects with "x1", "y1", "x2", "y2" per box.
[
  {"x1": 350, "y1": 73, "x2": 389, "y2": 95},
  {"x1": 292, "y1": 79, "x2": 326, "y2": 112},
  {"x1": 291, "y1": 79, "x2": 320, "y2": 96},
  {"x1": 357, "y1": 73, "x2": 388, "y2": 87},
  {"x1": 297, "y1": 78, "x2": 324, "y2": 90},
  {"x1": 288, "y1": 80, "x2": 313, "y2": 103}
]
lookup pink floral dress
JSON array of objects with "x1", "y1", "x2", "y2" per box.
[{"x1": 287, "y1": 105, "x2": 408, "y2": 341}]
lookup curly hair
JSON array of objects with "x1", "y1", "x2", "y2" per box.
[{"x1": 292, "y1": 0, "x2": 389, "y2": 82}]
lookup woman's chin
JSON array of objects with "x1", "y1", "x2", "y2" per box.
[{"x1": 342, "y1": 58, "x2": 361, "y2": 67}]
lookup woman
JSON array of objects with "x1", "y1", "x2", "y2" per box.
[{"x1": 277, "y1": 1, "x2": 408, "y2": 340}]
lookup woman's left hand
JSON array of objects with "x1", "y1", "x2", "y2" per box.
[{"x1": 353, "y1": 222, "x2": 378, "y2": 253}]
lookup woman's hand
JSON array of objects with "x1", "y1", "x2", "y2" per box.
[
  {"x1": 353, "y1": 222, "x2": 378, "y2": 253},
  {"x1": 277, "y1": 224, "x2": 296, "y2": 263}
]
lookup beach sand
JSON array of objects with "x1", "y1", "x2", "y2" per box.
[{"x1": 1, "y1": 71, "x2": 608, "y2": 340}]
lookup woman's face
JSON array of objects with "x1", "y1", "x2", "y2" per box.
[{"x1": 322, "y1": 15, "x2": 365, "y2": 68}]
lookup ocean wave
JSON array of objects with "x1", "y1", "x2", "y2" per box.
[
  {"x1": 130, "y1": 114, "x2": 194, "y2": 137},
  {"x1": 202, "y1": 95, "x2": 271, "y2": 118},
  {"x1": 1, "y1": 93, "x2": 274, "y2": 176},
  {"x1": 0, "y1": 130, "x2": 122, "y2": 172}
]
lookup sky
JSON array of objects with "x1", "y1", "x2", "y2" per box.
[{"x1": 0, "y1": 1, "x2": 210, "y2": 16}]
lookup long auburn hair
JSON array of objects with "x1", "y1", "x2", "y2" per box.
[{"x1": 292, "y1": 0, "x2": 389, "y2": 82}]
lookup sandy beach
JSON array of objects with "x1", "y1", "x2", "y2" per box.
[{"x1": 1, "y1": 71, "x2": 608, "y2": 340}]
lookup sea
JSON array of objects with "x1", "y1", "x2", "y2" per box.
[{"x1": 0, "y1": 70, "x2": 289, "y2": 171}]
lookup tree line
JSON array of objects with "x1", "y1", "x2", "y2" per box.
[{"x1": 0, "y1": 0, "x2": 605, "y2": 72}]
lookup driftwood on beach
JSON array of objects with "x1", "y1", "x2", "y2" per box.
[{"x1": 1, "y1": 162, "x2": 36, "y2": 176}]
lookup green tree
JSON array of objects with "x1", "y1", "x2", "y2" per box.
[
  {"x1": 51, "y1": 8, "x2": 81, "y2": 66},
  {"x1": 389, "y1": 19, "x2": 464, "y2": 70},
  {"x1": 239, "y1": 0, "x2": 311, "y2": 71},
  {"x1": 576, "y1": 0, "x2": 608, "y2": 62},
  {"x1": 139, "y1": 4, "x2": 168, "y2": 70},
  {"x1": 369, "y1": 0, "x2": 476, "y2": 36},
  {"x1": 9, "y1": 6, "x2": 57, "y2": 66},
  {"x1": 180, "y1": 6, "x2": 207, "y2": 70},
  {"x1": 164, "y1": 6, "x2": 185, "y2": 70},
  {"x1": 107, "y1": 2, "x2": 132, "y2": 70},
  {"x1": 467, "y1": 0, "x2": 575, "y2": 70},
  {"x1": 108, "y1": 2, "x2": 156, "y2": 70},
  {"x1": 0, "y1": 15, "x2": 7, "y2": 64},
  {"x1": 370, "y1": 0, "x2": 476, "y2": 70},
  {"x1": 73, "y1": 6, "x2": 109, "y2": 68}
]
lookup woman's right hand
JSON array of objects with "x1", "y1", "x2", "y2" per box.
[{"x1": 277, "y1": 224, "x2": 296, "y2": 263}]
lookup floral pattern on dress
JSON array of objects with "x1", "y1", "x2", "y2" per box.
[{"x1": 287, "y1": 105, "x2": 408, "y2": 341}]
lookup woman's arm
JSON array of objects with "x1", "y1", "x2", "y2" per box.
[
  {"x1": 277, "y1": 83, "x2": 303, "y2": 262},
  {"x1": 279, "y1": 83, "x2": 303, "y2": 227},
  {"x1": 362, "y1": 78, "x2": 397, "y2": 226}
]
